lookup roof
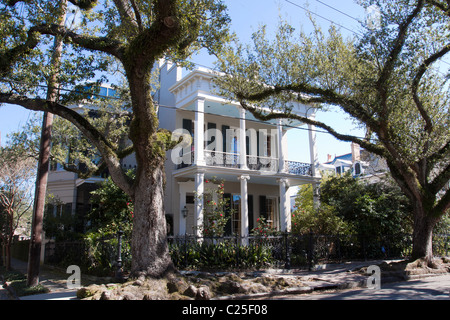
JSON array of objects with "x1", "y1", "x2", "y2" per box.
[{"x1": 324, "y1": 153, "x2": 353, "y2": 165}]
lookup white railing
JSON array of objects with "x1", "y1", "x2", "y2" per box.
[
  {"x1": 246, "y1": 155, "x2": 278, "y2": 172},
  {"x1": 205, "y1": 150, "x2": 240, "y2": 168},
  {"x1": 176, "y1": 150, "x2": 312, "y2": 177}
]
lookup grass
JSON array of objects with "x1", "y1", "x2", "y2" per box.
[{"x1": 0, "y1": 266, "x2": 49, "y2": 297}]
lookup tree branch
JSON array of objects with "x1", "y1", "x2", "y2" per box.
[
  {"x1": 237, "y1": 99, "x2": 386, "y2": 157},
  {"x1": 234, "y1": 81, "x2": 381, "y2": 132},
  {"x1": 429, "y1": 139, "x2": 450, "y2": 166},
  {"x1": 113, "y1": 0, "x2": 140, "y2": 32},
  {"x1": 412, "y1": 43, "x2": 450, "y2": 133},
  {"x1": 378, "y1": 0, "x2": 424, "y2": 87},
  {"x1": 130, "y1": 0, "x2": 144, "y2": 32},
  {"x1": 426, "y1": 0, "x2": 450, "y2": 15},
  {"x1": 68, "y1": 0, "x2": 98, "y2": 10},
  {"x1": 377, "y1": 0, "x2": 424, "y2": 118},
  {"x1": 432, "y1": 188, "x2": 450, "y2": 218},
  {"x1": 0, "y1": 29, "x2": 40, "y2": 77},
  {"x1": 0, "y1": 93, "x2": 134, "y2": 197},
  {"x1": 430, "y1": 161, "x2": 450, "y2": 195},
  {"x1": 29, "y1": 23, "x2": 124, "y2": 59},
  {"x1": 124, "y1": 0, "x2": 181, "y2": 69}
]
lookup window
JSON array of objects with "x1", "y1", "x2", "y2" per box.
[
  {"x1": 266, "y1": 135, "x2": 272, "y2": 157},
  {"x1": 231, "y1": 194, "x2": 241, "y2": 235},
  {"x1": 354, "y1": 162, "x2": 361, "y2": 175},
  {"x1": 259, "y1": 195, "x2": 279, "y2": 231},
  {"x1": 265, "y1": 197, "x2": 279, "y2": 230}
]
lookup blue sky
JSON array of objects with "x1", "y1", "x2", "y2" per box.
[{"x1": 0, "y1": 0, "x2": 368, "y2": 163}]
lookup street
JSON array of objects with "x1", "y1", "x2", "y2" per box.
[{"x1": 275, "y1": 274, "x2": 450, "y2": 300}]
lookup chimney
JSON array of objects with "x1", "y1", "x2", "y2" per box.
[{"x1": 351, "y1": 142, "x2": 361, "y2": 162}]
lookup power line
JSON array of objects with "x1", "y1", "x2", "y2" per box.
[
  {"x1": 284, "y1": 0, "x2": 364, "y2": 37},
  {"x1": 0, "y1": 77, "x2": 374, "y2": 142},
  {"x1": 155, "y1": 102, "x2": 374, "y2": 142},
  {"x1": 314, "y1": 0, "x2": 362, "y2": 24},
  {"x1": 285, "y1": 0, "x2": 450, "y2": 76}
]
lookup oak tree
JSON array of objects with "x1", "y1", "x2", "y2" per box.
[
  {"x1": 215, "y1": 0, "x2": 450, "y2": 264},
  {"x1": 0, "y1": 0, "x2": 230, "y2": 278}
]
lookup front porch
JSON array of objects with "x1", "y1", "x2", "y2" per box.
[{"x1": 174, "y1": 167, "x2": 320, "y2": 243}]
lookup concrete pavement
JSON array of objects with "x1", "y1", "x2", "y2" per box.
[
  {"x1": 2, "y1": 258, "x2": 449, "y2": 300},
  {"x1": 19, "y1": 290, "x2": 79, "y2": 300},
  {"x1": 1, "y1": 258, "x2": 80, "y2": 300},
  {"x1": 275, "y1": 274, "x2": 450, "y2": 300}
]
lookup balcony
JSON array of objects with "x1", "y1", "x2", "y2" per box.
[{"x1": 176, "y1": 150, "x2": 312, "y2": 177}]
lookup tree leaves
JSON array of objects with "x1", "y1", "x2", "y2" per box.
[{"x1": 215, "y1": 0, "x2": 450, "y2": 220}]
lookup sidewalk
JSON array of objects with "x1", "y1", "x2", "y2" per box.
[
  {"x1": 3, "y1": 258, "x2": 430, "y2": 300},
  {"x1": 5, "y1": 258, "x2": 79, "y2": 300}
]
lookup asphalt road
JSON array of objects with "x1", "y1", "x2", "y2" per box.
[{"x1": 274, "y1": 274, "x2": 450, "y2": 300}]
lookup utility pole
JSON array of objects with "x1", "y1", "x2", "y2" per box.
[{"x1": 27, "y1": 0, "x2": 68, "y2": 287}]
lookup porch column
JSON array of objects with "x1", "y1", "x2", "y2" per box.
[
  {"x1": 277, "y1": 119, "x2": 286, "y2": 173},
  {"x1": 178, "y1": 183, "x2": 187, "y2": 235},
  {"x1": 308, "y1": 123, "x2": 320, "y2": 208},
  {"x1": 239, "y1": 107, "x2": 248, "y2": 169},
  {"x1": 195, "y1": 171, "x2": 205, "y2": 237},
  {"x1": 194, "y1": 97, "x2": 206, "y2": 166},
  {"x1": 308, "y1": 123, "x2": 319, "y2": 178},
  {"x1": 238, "y1": 175, "x2": 250, "y2": 245},
  {"x1": 278, "y1": 178, "x2": 291, "y2": 232}
]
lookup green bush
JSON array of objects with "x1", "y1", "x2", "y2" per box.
[{"x1": 169, "y1": 238, "x2": 274, "y2": 270}]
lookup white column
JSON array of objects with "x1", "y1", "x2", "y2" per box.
[
  {"x1": 278, "y1": 178, "x2": 291, "y2": 232},
  {"x1": 194, "y1": 97, "x2": 206, "y2": 166},
  {"x1": 308, "y1": 123, "x2": 319, "y2": 178},
  {"x1": 178, "y1": 183, "x2": 187, "y2": 235},
  {"x1": 195, "y1": 172, "x2": 205, "y2": 237},
  {"x1": 238, "y1": 175, "x2": 250, "y2": 245},
  {"x1": 308, "y1": 123, "x2": 320, "y2": 208},
  {"x1": 239, "y1": 108, "x2": 248, "y2": 169},
  {"x1": 277, "y1": 119, "x2": 286, "y2": 173}
]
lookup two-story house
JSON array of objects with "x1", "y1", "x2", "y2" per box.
[{"x1": 47, "y1": 60, "x2": 321, "y2": 241}]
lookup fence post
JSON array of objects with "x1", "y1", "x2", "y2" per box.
[
  {"x1": 284, "y1": 232, "x2": 291, "y2": 270},
  {"x1": 336, "y1": 234, "x2": 342, "y2": 262},
  {"x1": 236, "y1": 234, "x2": 240, "y2": 268},
  {"x1": 115, "y1": 229, "x2": 124, "y2": 282},
  {"x1": 445, "y1": 234, "x2": 450, "y2": 257},
  {"x1": 362, "y1": 235, "x2": 367, "y2": 261},
  {"x1": 308, "y1": 230, "x2": 314, "y2": 271},
  {"x1": 184, "y1": 234, "x2": 188, "y2": 269}
]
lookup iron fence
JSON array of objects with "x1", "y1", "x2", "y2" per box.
[
  {"x1": 44, "y1": 234, "x2": 131, "y2": 277},
  {"x1": 168, "y1": 233, "x2": 421, "y2": 271},
  {"x1": 42, "y1": 232, "x2": 449, "y2": 276}
]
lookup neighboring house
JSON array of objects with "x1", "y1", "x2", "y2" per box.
[
  {"x1": 318, "y1": 142, "x2": 388, "y2": 183},
  {"x1": 47, "y1": 60, "x2": 321, "y2": 240}
]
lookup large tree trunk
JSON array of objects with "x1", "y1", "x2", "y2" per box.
[
  {"x1": 130, "y1": 162, "x2": 174, "y2": 278},
  {"x1": 123, "y1": 58, "x2": 177, "y2": 278},
  {"x1": 5, "y1": 240, "x2": 11, "y2": 271},
  {"x1": 411, "y1": 201, "x2": 439, "y2": 264},
  {"x1": 28, "y1": 0, "x2": 67, "y2": 287}
]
